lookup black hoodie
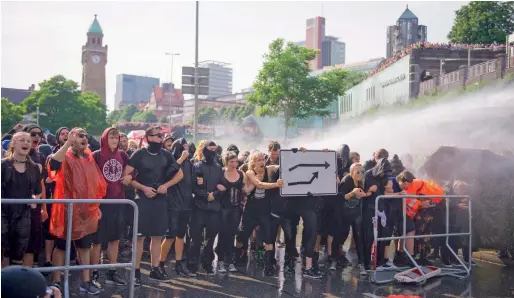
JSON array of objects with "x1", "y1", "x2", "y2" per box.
[
  {"x1": 336, "y1": 144, "x2": 351, "y2": 179},
  {"x1": 169, "y1": 138, "x2": 193, "y2": 210},
  {"x1": 363, "y1": 158, "x2": 392, "y2": 210},
  {"x1": 192, "y1": 142, "x2": 225, "y2": 211}
]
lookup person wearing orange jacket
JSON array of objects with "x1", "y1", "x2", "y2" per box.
[{"x1": 394, "y1": 170, "x2": 445, "y2": 268}]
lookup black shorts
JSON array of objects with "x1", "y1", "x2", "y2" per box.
[
  {"x1": 136, "y1": 193, "x2": 168, "y2": 237},
  {"x1": 2, "y1": 207, "x2": 31, "y2": 261},
  {"x1": 238, "y1": 209, "x2": 273, "y2": 246},
  {"x1": 165, "y1": 210, "x2": 191, "y2": 239},
  {"x1": 396, "y1": 216, "x2": 416, "y2": 235},
  {"x1": 91, "y1": 204, "x2": 125, "y2": 245},
  {"x1": 26, "y1": 208, "x2": 43, "y2": 254},
  {"x1": 55, "y1": 233, "x2": 93, "y2": 250}
]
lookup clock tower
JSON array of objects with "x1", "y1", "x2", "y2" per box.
[{"x1": 81, "y1": 15, "x2": 107, "y2": 105}]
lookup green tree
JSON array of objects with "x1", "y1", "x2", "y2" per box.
[
  {"x1": 448, "y1": 1, "x2": 514, "y2": 44},
  {"x1": 21, "y1": 75, "x2": 107, "y2": 135},
  {"x1": 131, "y1": 110, "x2": 158, "y2": 123},
  {"x1": 118, "y1": 104, "x2": 139, "y2": 122},
  {"x1": 107, "y1": 110, "x2": 121, "y2": 124},
  {"x1": 160, "y1": 116, "x2": 168, "y2": 123},
  {"x1": 1, "y1": 98, "x2": 26, "y2": 134},
  {"x1": 247, "y1": 38, "x2": 351, "y2": 141},
  {"x1": 198, "y1": 106, "x2": 218, "y2": 125}
]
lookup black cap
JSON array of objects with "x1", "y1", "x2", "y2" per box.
[{"x1": 1, "y1": 265, "x2": 48, "y2": 298}]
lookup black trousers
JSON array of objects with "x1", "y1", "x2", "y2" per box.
[
  {"x1": 270, "y1": 213, "x2": 298, "y2": 258},
  {"x1": 361, "y1": 207, "x2": 375, "y2": 268},
  {"x1": 285, "y1": 199, "x2": 317, "y2": 258},
  {"x1": 237, "y1": 209, "x2": 272, "y2": 249},
  {"x1": 188, "y1": 209, "x2": 220, "y2": 268},
  {"x1": 217, "y1": 207, "x2": 242, "y2": 263},
  {"x1": 330, "y1": 211, "x2": 363, "y2": 264}
]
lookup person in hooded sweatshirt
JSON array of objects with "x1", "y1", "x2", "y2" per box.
[
  {"x1": 159, "y1": 138, "x2": 195, "y2": 278},
  {"x1": 90, "y1": 127, "x2": 133, "y2": 288},
  {"x1": 21, "y1": 124, "x2": 47, "y2": 268},
  {"x1": 188, "y1": 141, "x2": 225, "y2": 275},
  {"x1": 123, "y1": 126, "x2": 184, "y2": 285},
  {"x1": 364, "y1": 148, "x2": 389, "y2": 172},
  {"x1": 361, "y1": 157, "x2": 393, "y2": 271}
]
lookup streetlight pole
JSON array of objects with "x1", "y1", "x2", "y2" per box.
[
  {"x1": 193, "y1": 0, "x2": 199, "y2": 143},
  {"x1": 165, "y1": 52, "x2": 180, "y2": 130}
]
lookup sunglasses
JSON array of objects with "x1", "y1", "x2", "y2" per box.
[
  {"x1": 30, "y1": 132, "x2": 43, "y2": 138},
  {"x1": 356, "y1": 170, "x2": 365, "y2": 175},
  {"x1": 149, "y1": 133, "x2": 164, "y2": 138},
  {"x1": 78, "y1": 133, "x2": 88, "y2": 139}
]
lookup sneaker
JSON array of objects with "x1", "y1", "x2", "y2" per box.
[
  {"x1": 228, "y1": 264, "x2": 237, "y2": 272},
  {"x1": 328, "y1": 257, "x2": 337, "y2": 271},
  {"x1": 149, "y1": 267, "x2": 171, "y2": 281},
  {"x1": 42, "y1": 262, "x2": 52, "y2": 276},
  {"x1": 302, "y1": 267, "x2": 322, "y2": 279},
  {"x1": 106, "y1": 271, "x2": 128, "y2": 286},
  {"x1": 204, "y1": 264, "x2": 215, "y2": 276},
  {"x1": 376, "y1": 260, "x2": 397, "y2": 271},
  {"x1": 358, "y1": 264, "x2": 368, "y2": 276},
  {"x1": 80, "y1": 281, "x2": 101, "y2": 295},
  {"x1": 158, "y1": 263, "x2": 170, "y2": 279},
  {"x1": 91, "y1": 271, "x2": 102, "y2": 289},
  {"x1": 217, "y1": 262, "x2": 227, "y2": 273}
]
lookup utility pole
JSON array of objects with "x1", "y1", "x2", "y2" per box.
[
  {"x1": 36, "y1": 106, "x2": 40, "y2": 126},
  {"x1": 165, "y1": 52, "x2": 180, "y2": 130},
  {"x1": 193, "y1": 0, "x2": 199, "y2": 143}
]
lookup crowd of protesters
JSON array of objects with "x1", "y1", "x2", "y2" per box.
[
  {"x1": 1, "y1": 122, "x2": 483, "y2": 295},
  {"x1": 368, "y1": 42, "x2": 507, "y2": 78}
]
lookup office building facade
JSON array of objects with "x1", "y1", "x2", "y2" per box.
[
  {"x1": 305, "y1": 16, "x2": 325, "y2": 70},
  {"x1": 198, "y1": 61, "x2": 233, "y2": 99},
  {"x1": 322, "y1": 36, "x2": 346, "y2": 67},
  {"x1": 386, "y1": 5, "x2": 428, "y2": 59},
  {"x1": 114, "y1": 74, "x2": 159, "y2": 109}
]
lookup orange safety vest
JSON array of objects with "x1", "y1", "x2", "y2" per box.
[
  {"x1": 405, "y1": 198, "x2": 420, "y2": 220},
  {"x1": 405, "y1": 179, "x2": 445, "y2": 219}
]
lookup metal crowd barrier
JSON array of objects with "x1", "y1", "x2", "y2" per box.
[
  {"x1": 1, "y1": 199, "x2": 139, "y2": 298},
  {"x1": 372, "y1": 195, "x2": 472, "y2": 285}
]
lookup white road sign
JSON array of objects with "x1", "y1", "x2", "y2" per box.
[{"x1": 279, "y1": 149, "x2": 338, "y2": 197}]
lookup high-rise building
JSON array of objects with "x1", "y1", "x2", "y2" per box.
[
  {"x1": 198, "y1": 61, "x2": 233, "y2": 99},
  {"x1": 322, "y1": 36, "x2": 346, "y2": 67},
  {"x1": 81, "y1": 15, "x2": 107, "y2": 105},
  {"x1": 305, "y1": 17, "x2": 325, "y2": 70},
  {"x1": 386, "y1": 5, "x2": 427, "y2": 59},
  {"x1": 114, "y1": 74, "x2": 160, "y2": 109}
]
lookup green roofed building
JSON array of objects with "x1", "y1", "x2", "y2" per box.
[{"x1": 386, "y1": 5, "x2": 427, "y2": 59}]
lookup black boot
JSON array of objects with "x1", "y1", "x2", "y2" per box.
[
  {"x1": 427, "y1": 247, "x2": 440, "y2": 260},
  {"x1": 312, "y1": 252, "x2": 320, "y2": 273},
  {"x1": 264, "y1": 250, "x2": 275, "y2": 276}
]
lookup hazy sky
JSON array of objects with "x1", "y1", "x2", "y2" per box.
[{"x1": 1, "y1": 1, "x2": 467, "y2": 111}]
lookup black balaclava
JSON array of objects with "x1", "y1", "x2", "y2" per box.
[
  {"x1": 227, "y1": 144, "x2": 240, "y2": 157},
  {"x1": 171, "y1": 138, "x2": 188, "y2": 160},
  {"x1": 202, "y1": 140, "x2": 217, "y2": 163},
  {"x1": 188, "y1": 142, "x2": 196, "y2": 159},
  {"x1": 146, "y1": 133, "x2": 162, "y2": 154}
]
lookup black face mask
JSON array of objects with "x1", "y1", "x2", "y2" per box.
[
  {"x1": 203, "y1": 147, "x2": 216, "y2": 163},
  {"x1": 147, "y1": 141, "x2": 162, "y2": 154}
]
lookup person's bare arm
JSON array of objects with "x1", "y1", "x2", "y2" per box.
[
  {"x1": 242, "y1": 172, "x2": 255, "y2": 194},
  {"x1": 246, "y1": 171, "x2": 280, "y2": 189},
  {"x1": 162, "y1": 169, "x2": 184, "y2": 189},
  {"x1": 266, "y1": 165, "x2": 279, "y2": 173}
]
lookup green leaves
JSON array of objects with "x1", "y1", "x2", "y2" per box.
[
  {"x1": 20, "y1": 75, "x2": 107, "y2": 135},
  {"x1": 1, "y1": 98, "x2": 26, "y2": 134},
  {"x1": 247, "y1": 38, "x2": 355, "y2": 139},
  {"x1": 448, "y1": 1, "x2": 514, "y2": 44},
  {"x1": 131, "y1": 110, "x2": 158, "y2": 123}
]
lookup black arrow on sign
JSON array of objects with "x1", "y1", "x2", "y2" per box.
[
  {"x1": 288, "y1": 161, "x2": 330, "y2": 172},
  {"x1": 288, "y1": 172, "x2": 319, "y2": 186}
]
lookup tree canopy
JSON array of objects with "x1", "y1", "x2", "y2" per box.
[
  {"x1": 1, "y1": 98, "x2": 26, "y2": 134},
  {"x1": 448, "y1": 1, "x2": 514, "y2": 44},
  {"x1": 246, "y1": 38, "x2": 351, "y2": 140},
  {"x1": 131, "y1": 110, "x2": 158, "y2": 123},
  {"x1": 21, "y1": 75, "x2": 107, "y2": 135}
]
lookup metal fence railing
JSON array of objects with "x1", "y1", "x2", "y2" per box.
[
  {"x1": 372, "y1": 195, "x2": 472, "y2": 285},
  {"x1": 1, "y1": 199, "x2": 139, "y2": 298}
]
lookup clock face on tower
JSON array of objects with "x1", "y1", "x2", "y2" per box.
[{"x1": 92, "y1": 55, "x2": 101, "y2": 64}]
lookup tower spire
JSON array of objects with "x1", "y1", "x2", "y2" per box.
[{"x1": 88, "y1": 14, "x2": 103, "y2": 35}]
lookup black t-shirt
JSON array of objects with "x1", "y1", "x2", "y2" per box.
[
  {"x1": 338, "y1": 174, "x2": 362, "y2": 210},
  {"x1": 246, "y1": 167, "x2": 270, "y2": 215},
  {"x1": 128, "y1": 148, "x2": 179, "y2": 189},
  {"x1": 1, "y1": 159, "x2": 42, "y2": 213}
]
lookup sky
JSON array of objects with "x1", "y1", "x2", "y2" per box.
[{"x1": 1, "y1": 1, "x2": 467, "y2": 111}]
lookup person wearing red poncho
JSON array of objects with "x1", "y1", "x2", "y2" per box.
[{"x1": 48, "y1": 128, "x2": 106, "y2": 295}]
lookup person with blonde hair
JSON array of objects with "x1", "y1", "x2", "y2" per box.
[{"x1": 1, "y1": 132, "x2": 43, "y2": 267}]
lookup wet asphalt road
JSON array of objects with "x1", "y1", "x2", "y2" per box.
[{"x1": 64, "y1": 249, "x2": 514, "y2": 298}]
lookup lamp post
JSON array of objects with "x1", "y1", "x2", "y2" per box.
[
  {"x1": 193, "y1": 0, "x2": 199, "y2": 143},
  {"x1": 165, "y1": 52, "x2": 180, "y2": 129}
]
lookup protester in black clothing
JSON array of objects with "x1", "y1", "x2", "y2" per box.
[
  {"x1": 21, "y1": 124, "x2": 47, "y2": 268},
  {"x1": 266, "y1": 141, "x2": 280, "y2": 166},
  {"x1": 364, "y1": 148, "x2": 389, "y2": 171},
  {"x1": 159, "y1": 138, "x2": 195, "y2": 278},
  {"x1": 236, "y1": 151, "x2": 282, "y2": 276},
  {"x1": 123, "y1": 126, "x2": 184, "y2": 284},
  {"x1": 1, "y1": 132, "x2": 43, "y2": 266},
  {"x1": 188, "y1": 142, "x2": 196, "y2": 160},
  {"x1": 216, "y1": 151, "x2": 254, "y2": 273},
  {"x1": 329, "y1": 163, "x2": 367, "y2": 274},
  {"x1": 336, "y1": 144, "x2": 351, "y2": 179},
  {"x1": 162, "y1": 134, "x2": 174, "y2": 151},
  {"x1": 189, "y1": 141, "x2": 225, "y2": 275},
  {"x1": 361, "y1": 157, "x2": 393, "y2": 271}
]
